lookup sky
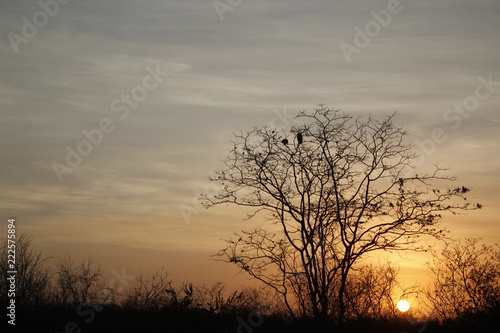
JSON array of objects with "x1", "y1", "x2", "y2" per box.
[{"x1": 1, "y1": 0, "x2": 499, "y2": 293}]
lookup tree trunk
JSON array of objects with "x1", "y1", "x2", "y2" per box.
[{"x1": 338, "y1": 265, "x2": 349, "y2": 330}]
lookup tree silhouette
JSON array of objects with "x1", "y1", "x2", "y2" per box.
[
  {"x1": 343, "y1": 262, "x2": 406, "y2": 321},
  {"x1": 0, "y1": 235, "x2": 51, "y2": 308},
  {"x1": 56, "y1": 256, "x2": 105, "y2": 307},
  {"x1": 424, "y1": 238, "x2": 500, "y2": 321},
  {"x1": 124, "y1": 268, "x2": 179, "y2": 310},
  {"x1": 202, "y1": 106, "x2": 479, "y2": 329}
]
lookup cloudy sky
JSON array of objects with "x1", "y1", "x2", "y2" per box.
[{"x1": 1, "y1": 0, "x2": 499, "y2": 289}]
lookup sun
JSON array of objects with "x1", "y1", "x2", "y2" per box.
[{"x1": 397, "y1": 300, "x2": 410, "y2": 312}]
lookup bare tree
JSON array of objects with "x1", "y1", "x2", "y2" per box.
[
  {"x1": 55, "y1": 256, "x2": 105, "y2": 306},
  {"x1": 192, "y1": 281, "x2": 243, "y2": 314},
  {"x1": 123, "y1": 268, "x2": 176, "y2": 310},
  {"x1": 343, "y1": 262, "x2": 417, "y2": 321},
  {"x1": 424, "y1": 238, "x2": 500, "y2": 321},
  {"x1": 202, "y1": 106, "x2": 479, "y2": 328},
  {"x1": 0, "y1": 235, "x2": 51, "y2": 308}
]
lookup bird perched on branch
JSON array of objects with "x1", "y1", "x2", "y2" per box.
[
  {"x1": 282, "y1": 138, "x2": 288, "y2": 145},
  {"x1": 297, "y1": 133, "x2": 303, "y2": 144}
]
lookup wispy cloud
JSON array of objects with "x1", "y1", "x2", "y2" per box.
[{"x1": 1, "y1": 0, "x2": 499, "y2": 282}]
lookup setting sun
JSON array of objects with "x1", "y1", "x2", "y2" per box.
[{"x1": 397, "y1": 300, "x2": 411, "y2": 312}]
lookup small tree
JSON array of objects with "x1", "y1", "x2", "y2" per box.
[
  {"x1": 0, "y1": 235, "x2": 51, "y2": 308},
  {"x1": 344, "y1": 262, "x2": 403, "y2": 321},
  {"x1": 123, "y1": 268, "x2": 176, "y2": 310},
  {"x1": 192, "y1": 281, "x2": 242, "y2": 314},
  {"x1": 202, "y1": 106, "x2": 479, "y2": 328},
  {"x1": 425, "y1": 238, "x2": 500, "y2": 321},
  {"x1": 56, "y1": 256, "x2": 105, "y2": 306}
]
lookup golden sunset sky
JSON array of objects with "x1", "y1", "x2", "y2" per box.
[{"x1": 1, "y1": 0, "x2": 499, "y2": 294}]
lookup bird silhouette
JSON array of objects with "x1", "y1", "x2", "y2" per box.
[
  {"x1": 282, "y1": 138, "x2": 288, "y2": 145},
  {"x1": 297, "y1": 133, "x2": 303, "y2": 144}
]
